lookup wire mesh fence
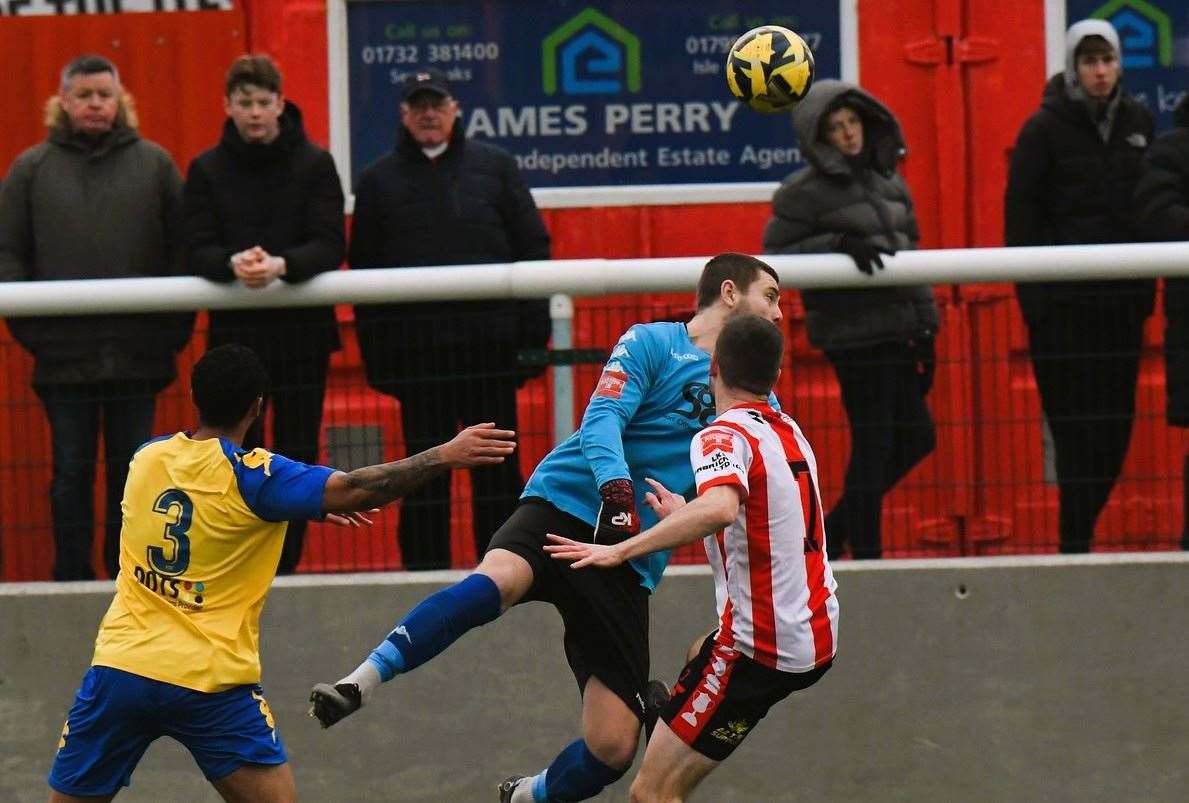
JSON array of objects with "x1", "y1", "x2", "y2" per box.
[{"x1": 0, "y1": 280, "x2": 1183, "y2": 581}]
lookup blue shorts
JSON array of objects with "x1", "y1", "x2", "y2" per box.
[{"x1": 48, "y1": 665, "x2": 287, "y2": 797}]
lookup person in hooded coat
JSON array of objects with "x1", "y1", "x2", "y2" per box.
[
  {"x1": 1005, "y1": 20, "x2": 1153, "y2": 553},
  {"x1": 183, "y1": 54, "x2": 345, "y2": 573},
  {"x1": 763, "y1": 79, "x2": 939, "y2": 560},
  {"x1": 0, "y1": 54, "x2": 192, "y2": 581},
  {"x1": 1134, "y1": 93, "x2": 1189, "y2": 551}
]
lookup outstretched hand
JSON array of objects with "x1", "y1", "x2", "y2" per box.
[
  {"x1": 544, "y1": 533, "x2": 625, "y2": 569},
  {"x1": 324, "y1": 509, "x2": 378, "y2": 528},
  {"x1": 642, "y1": 478, "x2": 686, "y2": 520},
  {"x1": 441, "y1": 422, "x2": 517, "y2": 468}
]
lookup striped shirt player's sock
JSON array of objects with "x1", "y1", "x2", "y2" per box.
[
  {"x1": 519, "y1": 739, "x2": 626, "y2": 802},
  {"x1": 336, "y1": 574, "x2": 502, "y2": 700}
]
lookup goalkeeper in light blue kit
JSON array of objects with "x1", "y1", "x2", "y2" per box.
[{"x1": 311, "y1": 252, "x2": 784, "y2": 802}]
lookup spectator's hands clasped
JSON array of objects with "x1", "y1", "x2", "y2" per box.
[
  {"x1": 231, "y1": 246, "x2": 286, "y2": 289},
  {"x1": 837, "y1": 234, "x2": 894, "y2": 276}
]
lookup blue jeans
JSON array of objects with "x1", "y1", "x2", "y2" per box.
[{"x1": 36, "y1": 382, "x2": 157, "y2": 580}]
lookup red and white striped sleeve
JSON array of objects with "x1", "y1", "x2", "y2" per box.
[{"x1": 690, "y1": 426, "x2": 751, "y2": 498}]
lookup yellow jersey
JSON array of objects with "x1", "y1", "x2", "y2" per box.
[{"x1": 91, "y1": 432, "x2": 333, "y2": 692}]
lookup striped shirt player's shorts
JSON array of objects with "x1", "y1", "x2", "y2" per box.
[
  {"x1": 661, "y1": 632, "x2": 832, "y2": 761},
  {"x1": 488, "y1": 497, "x2": 651, "y2": 721}
]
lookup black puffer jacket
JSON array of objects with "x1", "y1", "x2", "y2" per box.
[
  {"x1": 762, "y1": 80, "x2": 938, "y2": 351},
  {"x1": 0, "y1": 118, "x2": 191, "y2": 388},
  {"x1": 1005, "y1": 73, "x2": 1154, "y2": 318},
  {"x1": 350, "y1": 124, "x2": 551, "y2": 392},
  {"x1": 184, "y1": 103, "x2": 345, "y2": 361},
  {"x1": 1135, "y1": 95, "x2": 1189, "y2": 424}
]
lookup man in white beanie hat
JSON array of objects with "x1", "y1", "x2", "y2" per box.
[{"x1": 1004, "y1": 19, "x2": 1154, "y2": 554}]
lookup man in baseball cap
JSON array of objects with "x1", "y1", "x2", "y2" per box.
[{"x1": 402, "y1": 67, "x2": 451, "y2": 102}]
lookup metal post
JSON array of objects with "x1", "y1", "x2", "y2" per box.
[{"x1": 550, "y1": 293, "x2": 575, "y2": 445}]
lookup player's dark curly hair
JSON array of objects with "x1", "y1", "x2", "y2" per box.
[
  {"x1": 716, "y1": 314, "x2": 783, "y2": 396},
  {"x1": 191, "y1": 344, "x2": 269, "y2": 429},
  {"x1": 696, "y1": 252, "x2": 779, "y2": 310}
]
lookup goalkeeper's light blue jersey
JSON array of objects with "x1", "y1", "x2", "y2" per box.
[{"x1": 522, "y1": 320, "x2": 778, "y2": 591}]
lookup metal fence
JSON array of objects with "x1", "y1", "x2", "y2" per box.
[{"x1": 1, "y1": 244, "x2": 1187, "y2": 580}]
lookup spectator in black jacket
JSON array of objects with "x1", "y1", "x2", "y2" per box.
[
  {"x1": 763, "y1": 80, "x2": 939, "y2": 560},
  {"x1": 1005, "y1": 20, "x2": 1154, "y2": 553},
  {"x1": 184, "y1": 54, "x2": 345, "y2": 573},
  {"x1": 0, "y1": 54, "x2": 191, "y2": 580},
  {"x1": 351, "y1": 67, "x2": 551, "y2": 570},
  {"x1": 1134, "y1": 93, "x2": 1189, "y2": 551}
]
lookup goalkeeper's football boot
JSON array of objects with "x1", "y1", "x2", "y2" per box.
[
  {"x1": 497, "y1": 775, "x2": 530, "y2": 803},
  {"x1": 308, "y1": 682, "x2": 362, "y2": 729}
]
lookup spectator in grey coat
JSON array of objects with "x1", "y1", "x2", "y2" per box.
[
  {"x1": 763, "y1": 79, "x2": 939, "y2": 560},
  {"x1": 0, "y1": 55, "x2": 191, "y2": 580}
]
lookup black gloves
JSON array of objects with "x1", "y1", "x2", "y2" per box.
[
  {"x1": 595, "y1": 478, "x2": 640, "y2": 544},
  {"x1": 838, "y1": 234, "x2": 894, "y2": 275}
]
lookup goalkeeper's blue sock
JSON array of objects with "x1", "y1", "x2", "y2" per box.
[
  {"x1": 524, "y1": 739, "x2": 626, "y2": 802},
  {"x1": 365, "y1": 573, "x2": 502, "y2": 681}
]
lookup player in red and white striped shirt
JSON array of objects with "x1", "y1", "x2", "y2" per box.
[{"x1": 546, "y1": 314, "x2": 838, "y2": 802}]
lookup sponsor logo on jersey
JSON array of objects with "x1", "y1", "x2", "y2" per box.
[
  {"x1": 670, "y1": 349, "x2": 701, "y2": 362},
  {"x1": 679, "y1": 644, "x2": 735, "y2": 728},
  {"x1": 595, "y1": 368, "x2": 628, "y2": 399},
  {"x1": 701, "y1": 430, "x2": 734, "y2": 456},
  {"x1": 710, "y1": 719, "x2": 752, "y2": 746},
  {"x1": 696, "y1": 452, "x2": 734, "y2": 474}
]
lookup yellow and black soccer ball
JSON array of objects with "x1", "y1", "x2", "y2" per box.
[{"x1": 725, "y1": 25, "x2": 815, "y2": 113}]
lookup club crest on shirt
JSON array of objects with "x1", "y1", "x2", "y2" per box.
[{"x1": 700, "y1": 430, "x2": 734, "y2": 456}]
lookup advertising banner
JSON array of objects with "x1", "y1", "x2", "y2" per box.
[{"x1": 346, "y1": 1, "x2": 842, "y2": 187}]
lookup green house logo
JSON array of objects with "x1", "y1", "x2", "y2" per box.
[
  {"x1": 542, "y1": 7, "x2": 641, "y2": 95},
  {"x1": 1091, "y1": 0, "x2": 1172, "y2": 68}
]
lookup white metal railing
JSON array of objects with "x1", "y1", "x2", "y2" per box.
[
  {"x1": 0, "y1": 243, "x2": 1187, "y2": 317},
  {"x1": 3, "y1": 243, "x2": 1187, "y2": 444}
]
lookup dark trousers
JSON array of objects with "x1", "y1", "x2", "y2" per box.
[
  {"x1": 242, "y1": 351, "x2": 330, "y2": 574},
  {"x1": 36, "y1": 382, "x2": 157, "y2": 580},
  {"x1": 398, "y1": 375, "x2": 525, "y2": 570},
  {"x1": 824, "y1": 340, "x2": 936, "y2": 560},
  {"x1": 1024, "y1": 309, "x2": 1145, "y2": 553}
]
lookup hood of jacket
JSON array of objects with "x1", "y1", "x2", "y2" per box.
[
  {"x1": 219, "y1": 100, "x2": 308, "y2": 164},
  {"x1": 791, "y1": 79, "x2": 905, "y2": 179}
]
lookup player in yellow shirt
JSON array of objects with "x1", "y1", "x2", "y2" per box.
[{"x1": 48, "y1": 344, "x2": 516, "y2": 802}]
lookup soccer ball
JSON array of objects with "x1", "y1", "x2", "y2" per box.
[{"x1": 725, "y1": 25, "x2": 815, "y2": 114}]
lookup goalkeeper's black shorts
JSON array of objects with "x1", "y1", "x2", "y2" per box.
[{"x1": 488, "y1": 497, "x2": 651, "y2": 721}]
